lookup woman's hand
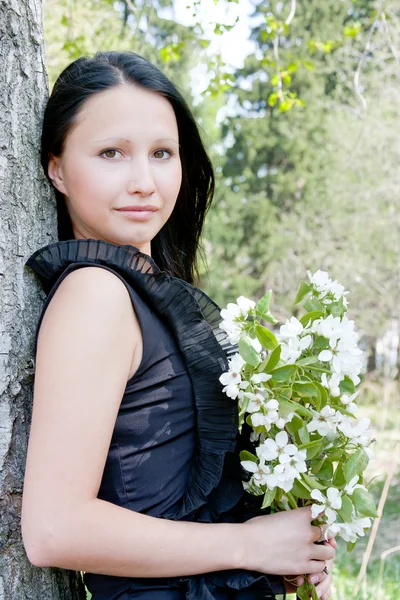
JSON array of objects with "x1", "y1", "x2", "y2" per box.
[
  {"x1": 283, "y1": 535, "x2": 336, "y2": 599},
  {"x1": 240, "y1": 506, "x2": 336, "y2": 576}
]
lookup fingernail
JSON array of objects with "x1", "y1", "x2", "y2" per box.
[{"x1": 310, "y1": 575, "x2": 319, "y2": 584}]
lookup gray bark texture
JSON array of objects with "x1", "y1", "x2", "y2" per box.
[{"x1": 1, "y1": 0, "x2": 86, "y2": 598}]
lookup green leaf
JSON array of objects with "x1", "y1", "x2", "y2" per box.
[
  {"x1": 333, "y1": 463, "x2": 346, "y2": 487},
  {"x1": 299, "y1": 310, "x2": 324, "y2": 328},
  {"x1": 261, "y1": 487, "x2": 276, "y2": 508},
  {"x1": 298, "y1": 424, "x2": 310, "y2": 444},
  {"x1": 337, "y1": 494, "x2": 354, "y2": 522},
  {"x1": 317, "y1": 459, "x2": 334, "y2": 481},
  {"x1": 307, "y1": 441, "x2": 324, "y2": 460},
  {"x1": 299, "y1": 438, "x2": 323, "y2": 450},
  {"x1": 304, "y1": 298, "x2": 325, "y2": 312},
  {"x1": 277, "y1": 399, "x2": 296, "y2": 415},
  {"x1": 238, "y1": 337, "x2": 260, "y2": 368},
  {"x1": 296, "y1": 582, "x2": 318, "y2": 600},
  {"x1": 238, "y1": 395, "x2": 250, "y2": 416},
  {"x1": 265, "y1": 345, "x2": 281, "y2": 372},
  {"x1": 314, "y1": 336, "x2": 329, "y2": 349},
  {"x1": 296, "y1": 355, "x2": 320, "y2": 366},
  {"x1": 255, "y1": 291, "x2": 272, "y2": 316},
  {"x1": 268, "y1": 92, "x2": 278, "y2": 107},
  {"x1": 347, "y1": 541, "x2": 356, "y2": 553},
  {"x1": 239, "y1": 450, "x2": 257, "y2": 463},
  {"x1": 293, "y1": 381, "x2": 319, "y2": 398},
  {"x1": 271, "y1": 74, "x2": 280, "y2": 87},
  {"x1": 291, "y1": 478, "x2": 312, "y2": 499},
  {"x1": 284, "y1": 401, "x2": 314, "y2": 419},
  {"x1": 352, "y1": 488, "x2": 378, "y2": 518},
  {"x1": 286, "y1": 414, "x2": 304, "y2": 435},
  {"x1": 343, "y1": 449, "x2": 370, "y2": 483},
  {"x1": 339, "y1": 376, "x2": 356, "y2": 395},
  {"x1": 255, "y1": 325, "x2": 278, "y2": 351},
  {"x1": 302, "y1": 473, "x2": 326, "y2": 491},
  {"x1": 269, "y1": 364, "x2": 297, "y2": 383},
  {"x1": 313, "y1": 382, "x2": 327, "y2": 411},
  {"x1": 294, "y1": 281, "x2": 311, "y2": 304},
  {"x1": 274, "y1": 386, "x2": 292, "y2": 401}
]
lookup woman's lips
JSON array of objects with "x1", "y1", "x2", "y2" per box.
[{"x1": 116, "y1": 207, "x2": 158, "y2": 221}]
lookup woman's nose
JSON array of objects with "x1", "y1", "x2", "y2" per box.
[{"x1": 126, "y1": 159, "x2": 156, "y2": 196}]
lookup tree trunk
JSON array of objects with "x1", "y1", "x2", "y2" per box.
[{"x1": 0, "y1": 0, "x2": 85, "y2": 598}]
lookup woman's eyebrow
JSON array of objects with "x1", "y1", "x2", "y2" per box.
[{"x1": 91, "y1": 137, "x2": 180, "y2": 145}]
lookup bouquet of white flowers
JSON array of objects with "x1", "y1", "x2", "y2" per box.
[{"x1": 218, "y1": 271, "x2": 377, "y2": 600}]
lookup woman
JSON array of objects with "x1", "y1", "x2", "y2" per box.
[{"x1": 21, "y1": 51, "x2": 335, "y2": 600}]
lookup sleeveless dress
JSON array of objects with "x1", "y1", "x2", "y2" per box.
[{"x1": 25, "y1": 238, "x2": 286, "y2": 600}]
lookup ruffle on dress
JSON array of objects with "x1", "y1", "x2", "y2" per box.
[{"x1": 25, "y1": 238, "x2": 285, "y2": 600}]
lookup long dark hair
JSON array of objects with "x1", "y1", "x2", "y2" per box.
[{"x1": 40, "y1": 51, "x2": 215, "y2": 284}]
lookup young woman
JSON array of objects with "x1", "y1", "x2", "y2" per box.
[{"x1": 21, "y1": 51, "x2": 335, "y2": 600}]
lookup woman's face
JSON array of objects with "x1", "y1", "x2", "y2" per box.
[{"x1": 48, "y1": 83, "x2": 182, "y2": 255}]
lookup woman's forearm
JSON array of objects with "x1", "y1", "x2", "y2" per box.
[{"x1": 32, "y1": 498, "x2": 245, "y2": 577}]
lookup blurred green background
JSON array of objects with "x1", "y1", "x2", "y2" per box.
[{"x1": 42, "y1": 0, "x2": 400, "y2": 597}]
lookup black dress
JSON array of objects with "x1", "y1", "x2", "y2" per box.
[{"x1": 25, "y1": 238, "x2": 286, "y2": 600}]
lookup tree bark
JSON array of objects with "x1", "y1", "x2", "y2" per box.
[{"x1": 0, "y1": 0, "x2": 85, "y2": 598}]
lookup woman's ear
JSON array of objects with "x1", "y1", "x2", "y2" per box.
[{"x1": 48, "y1": 153, "x2": 67, "y2": 195}]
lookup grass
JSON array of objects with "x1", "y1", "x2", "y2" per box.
[{"x1": 84, "y1": 379, "x2": 400, "y2": 600}]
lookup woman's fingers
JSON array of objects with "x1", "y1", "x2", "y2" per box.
[
  {"x1": 312, "y1": 522, "x2": 331, "y2": 543},
  {"x1": 307, "y1": 560, "x2": 329, "y2": 574},
  {"x1": 327, "y1": 535, "x2": 337, "y2": 549},
  {"x1": 311, "y1": 543, "x2": 335, "y2": 562},
  {"x1": 315, "y1": 574, "x2": 332, "y2": 600}
]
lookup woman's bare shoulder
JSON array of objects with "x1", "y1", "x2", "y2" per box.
[{"x1": 22, "y1": 266, "x2": 141, "y2": 554}]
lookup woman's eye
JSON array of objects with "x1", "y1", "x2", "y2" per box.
[
  {"x1": 153, "y1": 149, "x2": 172, "y2": 160},
  {"x1": 101, "y1": 148, "x2": 121, "y2": 159}
]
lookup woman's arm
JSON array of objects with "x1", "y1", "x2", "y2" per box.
[{"x1": 21, "y1": 267, "x2": 334, "y2": 578}]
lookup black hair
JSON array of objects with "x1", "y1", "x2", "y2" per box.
[{"x1": 40, "y1": 51, "x2": 215, "y2": 284}]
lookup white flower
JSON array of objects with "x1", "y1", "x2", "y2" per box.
[
  {"x1": 265, "y1": 463, "x2": 295, "y2": 493},
  {"x1": 308, "y1": 270, "x2": 332, "y2": 294},
  {"x1": 327, "y1": 517, "x2": 371, "y2": 543},
  {"x1": 280, "y1": 335, "x2": 313, "y2": 364},
  {"x1": 276, "y1": 412, "x2": 295, "y2": 430},
  {"x1": 326, "y1": 521, "x2": 355, "y2": 543},
  {"x1": 318, "y1": 349, "x2": 333, "y2": 362},
  {"x1": 313, "y1": 315, "x2": 363, "y2": 384},
  {"x1": 344, "y1": 475, "x2": 367, "y2": 496},
  {"x1": 236, "y1": 296, "x2": 256, "y2": 314},
  {"x1": 229, "y1": 353, "x2": 246, "y2": 373},
  {"x1": 279, "y1": 447, "x2": 307, "y2": 478},
  {"x1": 349, "y1": 517, "x2": 372, "y2": 537},
  {"x1": 256, "y1": 430, "x2": 297, "y2": 462},
  {"x1": 311, "y1": 488, "x2": 342, "y2": 524},
  {"x1": 219, "y1": 371, "x2": 242, "y2": 399},
  {"x1": 350, "y1": 418, "x2": 375, "y2": 458},
  {"x1": 219, "y1": 297, "x2": 255, "y2": 344},
  {"x1": 321, "y1": 372, "x2": 341, "y2": 398},
  {"x1": 312, "y1": 314, "x2": 345, "y2": 349},
  {"x1": 340, "y1": 391, "x2": 359, "y2": 414},
  {"x1": 332, "y1": 411, "x2": 354, "y2": 438},
  {"x1": 241, "y1": 459, "x2": 271, "y2": 487},
  {"x1": 250, "y1": 399, "x2": 280, "y2": 430},
  {"x1": 307, "y1": 405, "x2": 337, "y2": 436},
  {"x1": 280, "y1": 317, "x2": 304, "y2": 339},
  {"x1": 308, "y1": 270, "x2": 349, "y2": 303},
  {"x1": 219, "y1": 353, "x2": 245, "y2": 399},
  {"x1": 251, "y1": 373, "x2": 272, "y2": 384}
]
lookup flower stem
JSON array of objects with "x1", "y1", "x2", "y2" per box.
[{"x1": 286, "y1": 491, "x2": 299, "y2": 509}]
